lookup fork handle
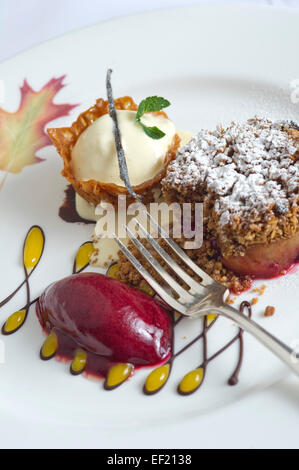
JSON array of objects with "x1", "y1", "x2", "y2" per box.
[{"x1": 215, "y1": 304, "x2": 299, "y2": 377}]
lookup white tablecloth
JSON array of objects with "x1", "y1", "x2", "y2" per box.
[{"x1": 0, "y1": 0, "x2": 298, "y2": 63}]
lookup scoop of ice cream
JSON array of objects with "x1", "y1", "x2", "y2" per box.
[{"x1": 71, "y1": 110, "x2": 176, "y2": 187}]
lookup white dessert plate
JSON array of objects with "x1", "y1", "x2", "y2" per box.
[{"x1": 0, "y1": 3, "x2": 299, "y2": 449}]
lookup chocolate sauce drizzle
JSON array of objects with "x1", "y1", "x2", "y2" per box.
[
  {"x1": 228, "y1": 301, "x2": 252, "y2": 385},
  {"x1": 0, "y1": 226, "x2": 45, "y2": 335},
  {"x1": 143, "y1": 302, "x2": 252, "y2": 396},
  {"x1": 0, "y1": 226, "x2": 44, "y2": 310},
  {"x1": 59, "y1": 185, "x2": 95, "y2": 225}
]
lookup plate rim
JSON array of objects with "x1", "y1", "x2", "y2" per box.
[{"x1": 0, "y1": 2, "x2": 292, "y2": 67}]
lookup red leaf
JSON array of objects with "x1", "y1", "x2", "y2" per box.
[{"x1": 0, "y1": 76, "x2": 77, "y2": 175}]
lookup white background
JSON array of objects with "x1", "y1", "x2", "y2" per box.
[{"x1": 0, "y1": 0, "x2": 298, "y2": 63}]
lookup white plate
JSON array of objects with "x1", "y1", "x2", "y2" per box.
[{"x1": 1, "y1": 3, "x2": 299, "y2": 449}]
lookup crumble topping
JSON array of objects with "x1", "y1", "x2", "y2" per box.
[
  {"x1": 117, "y1": 234, "x2": 252, "y2": 295},
  {"x1": 252, "y1": 285, "x2": 267, "y2": 296},
  {"x1": 163, "y1": 118, "x2": 299, "y2": 226},
  {"x1": 162, "y1": 118, "x2": 299, "y2": 255},
  {"x1": 264, "y1": 305, "x2": 275, "y2": 317}
]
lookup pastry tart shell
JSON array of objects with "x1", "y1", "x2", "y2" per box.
[{"x1": 48, "y1": 96, "x2": 180, "y2": 207}]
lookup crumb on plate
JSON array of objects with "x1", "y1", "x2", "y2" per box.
[{"x1": 264, "y1": 305, "x2": 275, "y2": 317}]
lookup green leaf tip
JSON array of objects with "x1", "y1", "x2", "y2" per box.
[{"x1": 136, "y1": 96, "x2": 171, "y2": 140}]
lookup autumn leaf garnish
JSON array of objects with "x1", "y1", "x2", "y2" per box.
[{"x1": 0, "y1": 76, "x2": 77, "y2": 175}]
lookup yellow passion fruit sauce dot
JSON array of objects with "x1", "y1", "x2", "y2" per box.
[
  {"x1": 106, "y1": 263, "x2": 120, "y2": 279},
  {"x1": 178, "y1": 368, "x2": 204, "y2": 395},
  {"x1": 75, "y1": 243, "x2": 94, "y2": 272},
  {"x1": 206, "y1": 314, "x2": 217, "y2": 326},
  {"x1": 174, "y1": 311, "x2": 181, "y2": 322},
  {"x1": 40, "y1": 331, "x2": 58, "y2": 360},
  {"x1": 23, "y1": 226, "x2": 44, "y2": 271},
  {"x1": 3, "y1": 310, "x2": 26, "y2": 334},
  {"x1": 144, "y1": 364, "x2": 170, "y2": 394},
  {"x1": 104, "y1": 363, "x2": 133, "y2": 390},
  {"x1": 70, "y1": 349, "x2": 87, "y2": 375}
]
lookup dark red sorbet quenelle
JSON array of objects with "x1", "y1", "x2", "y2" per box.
[{"x1": 36, "y1": 273, "x2": 173, "y2": 378}]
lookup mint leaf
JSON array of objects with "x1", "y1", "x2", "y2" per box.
[
  {"x1": 136, "y1": 96, "x2": 170, "y2": 121},
  {"x1": 136, "y1": 96, "x2": 171, "y2": 139},
  {"x1": 139, "y1": 123, "x2": 166, "y2": 140}
]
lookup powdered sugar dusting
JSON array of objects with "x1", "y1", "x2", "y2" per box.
[{"x1": 163, "y1": 118, "x2": 299, "y2": 226}]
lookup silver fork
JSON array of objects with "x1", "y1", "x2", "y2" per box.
[{"x1": 113, "y1": 210, "x2": 299, "y2": 378}]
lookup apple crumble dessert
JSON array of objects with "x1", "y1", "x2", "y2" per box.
[{"x1": 118, "y1": 118, "x2": 299, "y2": 293}]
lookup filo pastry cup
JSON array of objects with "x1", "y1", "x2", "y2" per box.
[{"x1": 48, "y1": 96, "x2": 180, "y2": 208}]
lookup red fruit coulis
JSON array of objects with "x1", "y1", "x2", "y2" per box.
[{"x1": 35, "y1": 273, "x2": 173, "y2": 378}]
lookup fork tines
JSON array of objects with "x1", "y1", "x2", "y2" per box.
[{"x1": 113, "y1": 209, "x2": 215, "y2": 315}]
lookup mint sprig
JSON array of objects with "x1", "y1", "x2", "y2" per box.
[{"x1": 136, "y1": 96, "x2": 171, "y2": 140}]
